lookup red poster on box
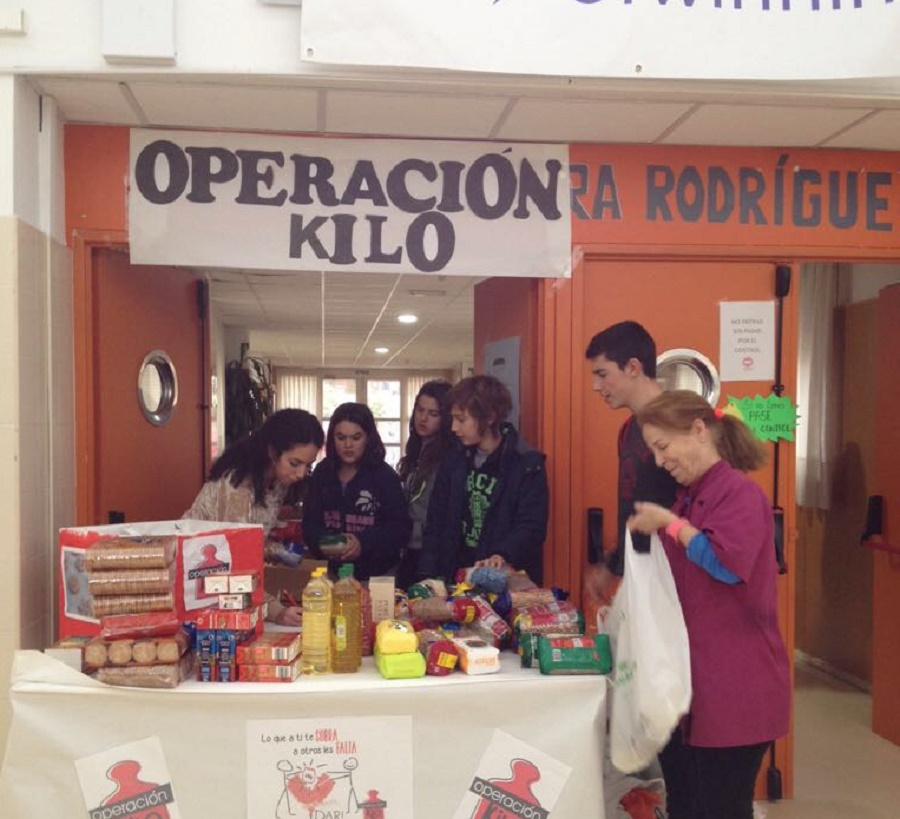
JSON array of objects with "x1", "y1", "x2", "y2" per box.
[{"x1": 59, "y1": 520, "x2": 265, "y2": 639}]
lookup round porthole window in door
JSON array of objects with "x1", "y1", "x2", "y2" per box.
[
  {"x1": 138, "y1": 350, "x2": 179, "y2": 426},
  {"x1": 656, "y1": 348, "x2": 721, "y2": 406}
]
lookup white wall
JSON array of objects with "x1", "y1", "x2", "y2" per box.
[
  {"x1": 0, "y1": 0, "x2": 304, "y2": 75},
  {"x1": 0, "y1": 77, "x2": 14, "y2": 217},
  {"x1": 0, "y1": 74, "x2": 73, "y2": 749}
]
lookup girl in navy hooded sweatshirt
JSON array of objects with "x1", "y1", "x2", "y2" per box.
[{"x1": 303, "y1": 402, "x2": 411, "y2": 581}]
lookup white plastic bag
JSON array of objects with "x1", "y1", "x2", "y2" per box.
[{"x1": 609, "y1": 529, "x2": 692, "y2": 774}]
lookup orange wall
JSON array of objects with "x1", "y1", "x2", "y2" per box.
[
  {"x1": 65, "y1": 125, "x2": 129, "y2": 242},
  {"x1": 570, "y1": 144, "x2": 900, "y2": 257}
]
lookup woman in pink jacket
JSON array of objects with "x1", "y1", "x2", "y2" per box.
[{"x1": 627, "y1": 390, "x2": 790, "y2": 819}]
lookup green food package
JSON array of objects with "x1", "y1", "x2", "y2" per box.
[
  {"x1": 537, "y1": 633, "x2": 612, "y2": 675},
  {"x1": 374, "y1": 649, "x2": 426, "y2": 679}
]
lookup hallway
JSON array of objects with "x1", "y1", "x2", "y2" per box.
[{"x1": 762, "y1": 663, "x2": 900, "y2": 819}]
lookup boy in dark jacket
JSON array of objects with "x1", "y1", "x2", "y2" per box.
[{"x1": 418, "y1": 375, "x2": 549, "y2": 585}]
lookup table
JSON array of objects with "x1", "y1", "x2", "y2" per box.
[{"x1": 0, "y1": 650, "x2": 606, "y2": 818}]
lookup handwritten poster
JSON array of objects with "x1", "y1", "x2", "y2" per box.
[
  {"x1": 246, "y1": 716, "x2": 413, "y2": 819},
  {"x1": 719, "y1": 301, "x2": 775, "y2": 383},
  {"x1": 453, "y1": 730, "x2": 571, "y2": 819},
  {"x1": 75, "y1": 736, "x2": 181, "y2": 819}
]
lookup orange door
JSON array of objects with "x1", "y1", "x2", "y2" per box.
[
  {"x1": 542, "y1": 256, "x2": 797, "y2": 793},
  {"x1": 872, "y1": 283, "x2": 900, "y2": 743},
  {"x1": 91, "y1": 248, "x2": 206, "y2": 524}
]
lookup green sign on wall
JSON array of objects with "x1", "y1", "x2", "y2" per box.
[{"x1": 724, "y1": 394, "x2": 798, "y2": 443}]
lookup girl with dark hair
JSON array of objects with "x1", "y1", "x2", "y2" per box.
[
  {"x1": 626, "y1": 390, "x2": 790, "y2": 819},
  {"x1": 184, "y1": 408, "x2": 325, "y2": 625},
  {"x1": 302, "y1": 402, "x2": 411, "y2": 582},
  {"x1": 396, "y1": 380, "x2": 455, "y2": 589}
]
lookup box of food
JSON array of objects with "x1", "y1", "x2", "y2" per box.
[
  {"x1": 262, "y1": 560, "x2": 327, "y2": 605},
  {"x1": 236, "y1": 632, "x2": 302, "y2": 664},
  {"x1": 59, "y1": 520, "x2": 265, "y2": 639},
  {"x1": 238, "y1": 657, "x2": 302, "y2": 682},
  {"x1": 369, "y1": 576, "x2": 395, "y2": 624}
]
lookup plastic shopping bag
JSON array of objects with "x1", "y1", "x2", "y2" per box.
[{"x1": 609, "y1": 529, "x2": 692, "y2": 773}]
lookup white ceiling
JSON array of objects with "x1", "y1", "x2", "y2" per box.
[{"x1": 30, "y1": 70, "x2": 900, "y2": 368}]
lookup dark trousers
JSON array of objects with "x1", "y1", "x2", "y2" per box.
[{"x1": 658, "y1": 727, "x2": 769, "y2": 819}]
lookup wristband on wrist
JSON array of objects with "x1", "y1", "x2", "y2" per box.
[{"x1": 665, "y1": 517, "x2": 690, "y2": 543}]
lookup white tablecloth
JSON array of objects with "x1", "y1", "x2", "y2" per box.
[{"x1": 0, "y1": 650, "x2": 606, "y2": 818}]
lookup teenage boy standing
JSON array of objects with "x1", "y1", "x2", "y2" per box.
[
  {"x1": 584, "y1": 320, "x2": 680, "y2": 593},
  {"x1": 418, "y1": 374, "x2": 549, "y2": 585}
]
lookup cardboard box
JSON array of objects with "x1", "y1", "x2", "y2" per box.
[
  {"x1": 58, "y1": 520, "x2": 265, "y2": 639},
  {"x1": 262, "y1": 559, "x2": 327, "y2": 605},
  {"x1": 369, "y1": 576, "x2": 396, "y2": 624}
]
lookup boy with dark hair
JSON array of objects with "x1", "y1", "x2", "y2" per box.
[
  {"x1": 584, "y1": 320, "x2": 679, "y2": 579},
  {"x1": 417, "y1": 374, "x2": 548, "y2": 585}
]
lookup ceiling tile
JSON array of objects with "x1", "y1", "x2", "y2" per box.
[
  {"x1": 823, "y1": 111, "x2": 900, "y2": 150},
  {"x1": 131, "y1": 82, "x2": 319, "y2": 131},
  {"x1": 326, "y1": 90, "x2": 508, "y2": 139},
  {"x1": 662, "y1": 104, "x2": 872, "y2": 147},
  {"x1": 498, "y1": 99, "x2": 692, "y2": 143},
  {"x1": 35, "y1": 79, "x2": 141, "y2": 125}
]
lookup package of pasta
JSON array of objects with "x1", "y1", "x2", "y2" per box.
[
  {"x1": 98, "y1": 610, "x2": 180, "y2": 640},
  {"x1": 416, "y1": 628, "x2": 459, "y2": 676},
  {"x1": 514, "y1": 606, "x2": 583, "y2": 637},
  {"x1": 408, "y1": 596, "x2": 477, "y2": 624},
  {"x1": 470, "y1": 595, "x2": 512, "y2": 647},
  {"x1": 508, "y1": 587, "x2": 556, "y2": 610},
  {"x1": 84, "y1": 537, "x2": 176, "y2": 571},
  {"x1": 92, "y1": 592, "x2": 175, "y2": 618},
  {"x1": 87, "y1": 566, "x2": 175, "y2": 596},
  {"x1": 505, "y1": 571, "x2": 539, "y2": 592},
  {"x1": 95, "y1": 651, "x2": 195, "y2": 689},
  {"x1": 519, "y1": 631, "x2": 576, "y2": 669},
  {"x1": 537, "y1": 634, "x2": 612, "y2": 675}
]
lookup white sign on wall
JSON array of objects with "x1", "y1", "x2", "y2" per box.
[
  {"x1": 719, "y1": 300, "x2": 776, "y2": 382},
  {"x1": 129, "y1": 129, "x2": 571, "y2": 278},
  {"x1": 300, "y1": 0, "x2": 900, "y2": 81}
]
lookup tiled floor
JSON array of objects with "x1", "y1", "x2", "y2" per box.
[{"x1": 758, "y1": 665, "x2": 900, "y2": 819}]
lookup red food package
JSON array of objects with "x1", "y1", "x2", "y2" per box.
[
  {"x1": 417, "y1": 629, "x2": 459, "y2": 676},
  {"x1": 99, "y1": 610, "x2": 181, "y2": 640}
]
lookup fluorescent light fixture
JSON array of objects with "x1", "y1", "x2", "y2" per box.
[
  {"x1": 397, "y1": 314, "x2": 418, "y2": 324},
  {"x1": 374, "y1": 346, "x2": 389, "y2": 354}
]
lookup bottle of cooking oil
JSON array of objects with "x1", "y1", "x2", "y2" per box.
[
  {"x1": 301, "y1": 567, "x2": 332, "y2": 674},
  {"x1": 331, "y1": 564, "x2": 362, "y2": 673}
]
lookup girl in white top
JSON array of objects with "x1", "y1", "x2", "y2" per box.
[{"x1": 184, "y1": 408, "x2": 324, "y2": 625}]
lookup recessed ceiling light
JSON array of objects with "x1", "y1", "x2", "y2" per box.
[
  {"x1": 374, "y1": 346, "x2": 389, "y2": 354},
  {"x1": 397, "y1": 314, "x2": 418, "y2": 324}
]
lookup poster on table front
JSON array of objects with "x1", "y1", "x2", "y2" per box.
[
  {"x1": 246, "y1": 716, "x2": 413, "y2": 819},
  {"x1": 453, "y1": 730, "x2": 571, "y2": 819},
  {"x1": 75, "y1": 736, "x2": 182, "y2": 819}
]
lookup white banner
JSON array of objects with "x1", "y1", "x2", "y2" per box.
[
  {"x1": 129, "y1": 130, "x2": 571, "y2": 278},
  {"x1": 300, "y1": 0, "x2": 900, "y2": 81}
]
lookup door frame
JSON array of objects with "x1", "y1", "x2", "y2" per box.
[{"x1": 73, "y1": 230, "x2": 128, "y2": 526}]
